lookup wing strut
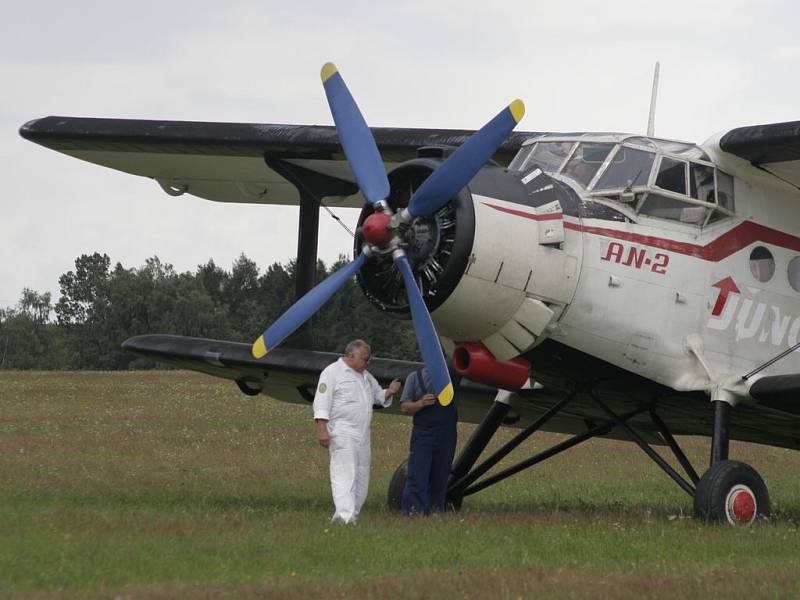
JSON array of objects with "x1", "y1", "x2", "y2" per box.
[{"x1": 263, "y1": 158, "x2": 358, "y2": 350}]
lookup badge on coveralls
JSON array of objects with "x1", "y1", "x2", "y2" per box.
[{"x1": 318, "y1": 383, "x2": 327, "y2": 393}]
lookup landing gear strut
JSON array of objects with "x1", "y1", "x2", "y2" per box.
[
  {"x1": 693, "y1": 400, "x2": 770, "y2": 524},
  {"x1": 386, "y1": 388, "x2": 771, "y2": 524}
]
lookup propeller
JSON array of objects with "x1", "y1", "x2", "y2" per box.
[
  {"x1": 393, "y1": 253, "x2": 454, "y2": 405},
  {"x1": 404, "y1": 100, "x2": 525, "y2": 220},
  {"x1": 251, "y1": 62, "x2": 525, "y2": 406},
  {"x1": 252, "y1": 252, "x2": 367, "y2": 359},
  {"x1": 321, "y1": 63, "x2": 390, "y2": 207}
]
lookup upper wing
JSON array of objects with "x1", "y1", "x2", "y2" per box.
[
  {"x1": 121, "y1": 334, "x2": 800, "y2": 450},
  {"x1": 719, "y1": 120, "x2": 800, "y2": 187},
  {"x1": 20, "y1": 116, "x2": 539, "y2": 208}
]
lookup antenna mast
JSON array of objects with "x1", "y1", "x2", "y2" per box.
[{"x1": 647, "y1": 61, "x2": 660, "y2": 137}]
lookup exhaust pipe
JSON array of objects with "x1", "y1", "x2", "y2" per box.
[{"x1": 452, "y1": 342, "x2": 530, "y2": 390}]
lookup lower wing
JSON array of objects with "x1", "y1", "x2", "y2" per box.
[{"x1": 123, "y1": 335, "x2": 800, "y2": 450}]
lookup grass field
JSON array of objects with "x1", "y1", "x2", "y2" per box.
[{"x1": 1, "y1": 370, "x2": 800, "y2": 599}]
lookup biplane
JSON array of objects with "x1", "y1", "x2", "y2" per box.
[{"x1": 20, "y1": 63, "x2": 800, "y2": 524}]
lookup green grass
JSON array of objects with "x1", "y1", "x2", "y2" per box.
[{"x1": 1, "y1": 371, "x2": 800, "y2": 598}]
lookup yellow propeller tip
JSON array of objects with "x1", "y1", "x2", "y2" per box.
[
  {"x1": 252, "y1": 337, "x2": 269, "y2": 359},
  {"x1": 509, "y1": 99, "x2": 525, "y2": 123},
  {"x1": 321, "y1": 62, "x2": 338, "y2": 82},
  {"x1": 438, "y1": 384, "x2": 454, "y2": 406}
]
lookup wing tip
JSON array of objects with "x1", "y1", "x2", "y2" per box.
[{"x1": 321, "y1": 62, "x2": 338, "y2": 83}]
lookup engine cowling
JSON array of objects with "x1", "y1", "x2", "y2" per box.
[
  {"x1": 355, "y1": 157, "x2": 475, "y2": 317},
  {"x1": 356, "y1": 157, "x2": 582, "y2": 361}
]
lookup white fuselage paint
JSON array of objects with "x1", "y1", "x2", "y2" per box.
[{"x1": 432, "y1": 164, "x2": 800, "y2": 396}]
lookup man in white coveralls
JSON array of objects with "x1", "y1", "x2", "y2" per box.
[{"x1": 313, "y1": 339, "x2": 402, "y2": 523}]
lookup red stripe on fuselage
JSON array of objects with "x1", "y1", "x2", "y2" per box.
[
  {"x1": 481, "y1": 202, "x2": 563, "y2": 221},
  {"x1": 481, "y1": 202, "x2": 800, "y2": 262}
]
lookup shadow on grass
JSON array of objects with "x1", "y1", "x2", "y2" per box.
[
  {"x1": 458, "y1": 498, "x2": 692, "y2": 521},
  {"x1": 448, "y1": 497, "x2": 800, "y2": 527},
  {"x1": 2, "y1": 487, "x2": 333, "y2": 515},
  {"x1": 9, "y1": 486, "x2": 800, "y2": 526}
]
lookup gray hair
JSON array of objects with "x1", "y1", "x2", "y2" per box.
[{"x1": 344, "y1": 339, "x2": 370, "y2": 357}]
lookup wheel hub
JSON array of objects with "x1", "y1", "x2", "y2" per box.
[{"x1": 725, "y1": 484, "x2": 757, "y2": 524}]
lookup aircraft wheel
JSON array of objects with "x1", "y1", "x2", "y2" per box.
[
  {"x1": 387, "y1": 458, "x2": 408, "y2": 511},
  {"x1": 236, "y1": 379, "x2": 262, "y2": 396},
  {"x1": 693, "y1": 460, "x2": 770, "y2": 524}
]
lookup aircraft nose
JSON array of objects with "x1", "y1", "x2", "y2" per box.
[{"x1": 444, "y1": 166, "x2": 582, "y2": 360}]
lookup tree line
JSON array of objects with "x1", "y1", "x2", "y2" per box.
[{"x1": 0, "y1": 253, "x2": 421, "y2": 370}]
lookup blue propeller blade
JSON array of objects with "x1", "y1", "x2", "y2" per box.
[
  {"x1": 252, "y1": 253, "x2": 367, "y2": 358},
  {"x1": 393, "y1": 254, "x2": 454, "y2": 406},
  {"x1": 407, "y1": 100, "x2": 525, "y2": 218},
  {"x1": 321, "y1": 63, "x2": 390, "y2": 206}
]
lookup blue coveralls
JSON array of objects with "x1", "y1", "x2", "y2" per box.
[{"x1": 400, "y1": 369, "x2": 459, "y2": 515}]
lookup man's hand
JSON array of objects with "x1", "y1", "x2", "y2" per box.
[
  {"x1": 316, "y1": 419, "x2": 330, "y2": 448},
  {"x1": 418, "y1": 393, "x2": 436, "y2": 408},
  {"x1": 387, "y1": 378, "x2": 402, "y2": 396},
  {"x1": 400, "y1": 393, "x2": 437, "y2": 415}
]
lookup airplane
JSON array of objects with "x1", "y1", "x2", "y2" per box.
[{"x1": 19, "y1": 63, "x2": 800, "y2": 525}]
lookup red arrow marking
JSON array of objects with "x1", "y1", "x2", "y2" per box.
[{"x1": 711, "y1": 276, "x2": 740, "y2": 317}]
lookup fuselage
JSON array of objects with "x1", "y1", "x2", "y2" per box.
[{"x1": 419, "y1": 132, "x2": 800, "y2": 399}]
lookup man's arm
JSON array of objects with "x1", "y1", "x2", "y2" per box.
[
  {"x1": 385, "y1": 379, "x2": 401, "y2": 400},
  {"x1": 313, "y1": 367, "x2": 334, "y2": 449},
  {"x1": 368, "y1": 374, "x2": 400, "y2": 408},
  {"x1": 400, "y1": 393, "x2": 436, "y2": 415},
  {"x1": 399, "y1": 371, "x2": 433, "y2": 415},
  {"x1": 315, "y1": 418, "x2": 330, "y2": 448}
]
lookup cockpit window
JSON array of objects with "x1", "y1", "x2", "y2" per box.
[
  {"x1": 638, "y1": 194, "x2": 708, "y2": 224},
  {"x1": 717, "y1": 171, "x2": 735, "y2": 212},
  {"x1": 561, "y1": 143, "x2": 614, "y2": 187},
  {"x1": 522, "y1": 142, "x2": 573, "y2": 173},
  {"x1": 690, "y1": 163, "x2": 715, "y2": 203},
  {"x1": 508, "y1": 146, "x2": 532, "y2": 171},
  {"x1": 513, "y1": 135, "x2": 737, "y2": 228},
  {"x1": 655, "y1": 157, "x2": 687, "y2": 195},
  {"x1": 596, "y1": 151, "x2": 736, "y2": 227},
  {"x1": 594, "y1": 147, "x2": 654, "y2": 191}
]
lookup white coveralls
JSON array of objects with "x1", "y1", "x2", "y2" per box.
[{"x1": 313, "y1": 358, "x2": 392, "y2": 523}]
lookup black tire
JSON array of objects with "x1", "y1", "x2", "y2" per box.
[
  {"x1": 236, "y1": 379, "x2": 262, "y2": 397},
  {"x1": 693, "y1": 460, "x2": 770, "y2": 524},
  {"x1": 387, "y1": 458, "x2": 409, "y2": 511}
]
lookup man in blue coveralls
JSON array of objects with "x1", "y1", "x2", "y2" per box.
[{"x1": 400, "y1": 367, "x2": 459, "y2": 515}]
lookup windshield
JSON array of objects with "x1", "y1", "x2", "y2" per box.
[
  {"x1": 510, "y1": 135, "x2": 736, "y2": 227},
  {"x1": 594, "y1": 147, "x2": 654, "y2": 190},
  {"x1": 513, "y1": 141, "x2": 573, "y2": 173},
  {"x1": 561, "y1": 143, "x2": 615, "y2": 187}
]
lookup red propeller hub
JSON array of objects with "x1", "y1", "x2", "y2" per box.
[{"x1": 362, "y1": 212, "x2": 393, "y2": 247}]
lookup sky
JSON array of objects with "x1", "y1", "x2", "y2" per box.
[{"x1": 3, "y1": 0, "x2": 800, "y2": 310}]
